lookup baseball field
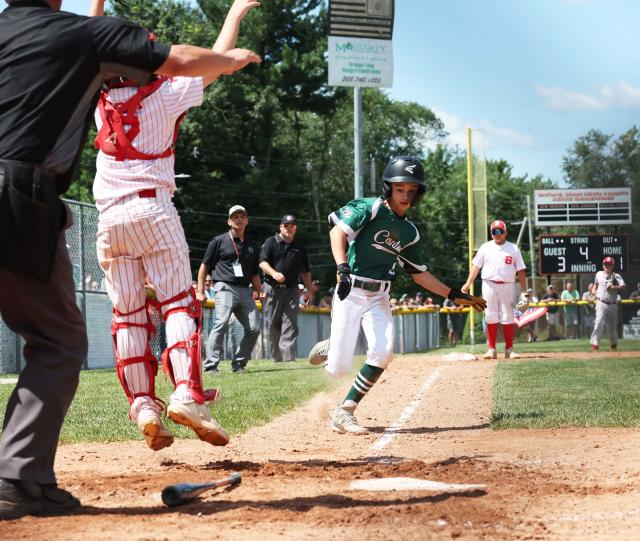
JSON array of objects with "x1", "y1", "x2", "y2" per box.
[{"x1": 1, "y1": 340, "x2": 639, "y2": 540}]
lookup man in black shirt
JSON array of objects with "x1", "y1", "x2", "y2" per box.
[
  {"x1": 259, "y1": 214, "x2": 313, "y2": 362},
  {"x1": 0, "y1": 0, "x2": 258, "y2": 519},
  {"x1": 197, "y1": 205, "x2": 262, "y2": 372}
]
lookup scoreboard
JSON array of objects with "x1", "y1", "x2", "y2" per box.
[{"x1": 539, "y1": 235, "x2": 629, "y2": 275}]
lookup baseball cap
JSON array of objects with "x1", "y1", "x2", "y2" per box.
[
  {"x1": 280, "y1": 214, "x2": 296, "y2": 225},
  {"x1": 490, "y1": 219, "x2": 507, "y2": 233},
  {"x1": 228, "y1": 205, "x2": 247, "y2": 218},
  {"x1": 603, "y1": 256, "x2": 615, "y2": 265}
]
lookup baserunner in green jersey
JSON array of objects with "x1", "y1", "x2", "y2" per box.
[{"x1": 308, "y1": 156, "x2": 486, "y2": 434}]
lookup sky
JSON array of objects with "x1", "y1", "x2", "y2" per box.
[{"x1": 60, "y1": 0, "x2": 639, "y2": 185}]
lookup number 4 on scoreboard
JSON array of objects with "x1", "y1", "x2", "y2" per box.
[{"x1": 579, "y1": 246, "x2": 589, "y2": 259}]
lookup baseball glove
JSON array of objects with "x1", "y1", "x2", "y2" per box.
[{"x1": 447, "y1": 288, "x2": 487, "y2": 312}]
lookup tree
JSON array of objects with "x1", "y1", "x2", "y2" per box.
[{"x1": 562, "y1": 127, "x2": 640, "y2": 264}]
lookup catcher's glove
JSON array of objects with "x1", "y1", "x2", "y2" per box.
[
  {"x1": 447, "y1": 288, "x2": 487, "y2": 312},
  {"x1": 336, "y1": 263, "x2": 352, "y2": 301}
]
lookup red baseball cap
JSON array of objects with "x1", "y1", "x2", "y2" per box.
[
  {"x1": 490, "y1": 220, "x2": 506, "y2": 232},
  {"x1": 603, "y1": 256, "x2": 615, "y2": 265}
]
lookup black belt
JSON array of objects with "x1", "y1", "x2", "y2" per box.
[
  {"x1": 268, "y1": 283, "x2": 295, "y2": 289},
  {"x1": 598, "y1": 299, "x2": 616, "y2": 305},
  {"x1": 352, "y1": 278, "x2": 389, "y2": 292},
  {"x1": 221, "y1": 281, "x2": 250, "y2": 287}
]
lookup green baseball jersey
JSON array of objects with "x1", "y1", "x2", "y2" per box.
[{"x1": 328, "y1": 197, "x2": 427, "y2": 280}]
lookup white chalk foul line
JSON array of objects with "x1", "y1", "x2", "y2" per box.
[
  {"x1": 370, "y1": 366, "x2": 443, "y2": 454},
  {"x1": 0, "y1": 378, "x2": 18, "y2": 385}
]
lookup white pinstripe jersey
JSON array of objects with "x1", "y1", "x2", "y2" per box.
[
  {"x1": 93, "y1": 76, "x2": 204, "y2": 212},
  {"x1": 473, "y1": 240, "x2": 526, "y2": 282}
]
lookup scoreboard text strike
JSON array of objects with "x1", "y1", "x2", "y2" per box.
[{"x1": 539, "y1": 235, "x2": 629, "y2": 275}]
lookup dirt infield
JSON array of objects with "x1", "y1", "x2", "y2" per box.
[{"x1": 3, "y1": 352, "x2": 640, "y2": 540}]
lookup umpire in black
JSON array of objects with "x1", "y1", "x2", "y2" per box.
[
  {"x1": 0, "y1": 0, "x2": 259, "y2": 519},
  {"x1": 197, "y1": 205, "x2": 262, "y2": 373},
  {"x1": 259, "y1": 214, "x2": 313, "y2": 362}
]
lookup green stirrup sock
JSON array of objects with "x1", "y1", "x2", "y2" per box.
[{"x1": 344, "y1": 363, "x2": 384, "y2": 404}]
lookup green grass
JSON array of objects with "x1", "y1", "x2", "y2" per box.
[
  {"x1": 437, "y1": 338, "x2": 640, "y2": 356},
  {"x1": 492, "y1": 358, "x2": 640, "y2": 429},
  {"x1": 0, "y1": 360, "x2": 338, "y2": 444}
]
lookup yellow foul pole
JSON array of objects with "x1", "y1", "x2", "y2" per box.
[{"x1": 466, "y1": 128, "x2": 475, "y2": 346}]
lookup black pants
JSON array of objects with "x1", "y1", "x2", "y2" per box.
[{"x1": 0, "y1": 230, "x2": 87, "y2": 484}]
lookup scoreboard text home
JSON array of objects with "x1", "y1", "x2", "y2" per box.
[{"x1": 539, "y1": 235, "x2": 629, "y2": 275}]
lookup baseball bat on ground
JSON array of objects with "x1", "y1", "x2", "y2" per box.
[{"x1": 161, "y1": 472, "x2": 242, "y2": 507}]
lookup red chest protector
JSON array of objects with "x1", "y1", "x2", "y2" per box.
[{"x1": 95, "y1": 77, "x2": 186, "y2": 161}]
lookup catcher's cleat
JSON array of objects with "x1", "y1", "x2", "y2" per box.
[
  {"x1": 137, "y1": 411, "x2": 174, "y2": 451},
  {"x1": 505, "y1": 349, "x2": 519, "y2": 359},
  {"x1": 168, "y1": 402, "x2": 229, "y2": 446},
  {"x1": 331, "y1": 402, "x2": 368, "y2": 434},
  {"x1": 482, "y1": 348, "x2": 497, "y2": 360},
  {"x1": 308, "y1": 338, "x2": 330, "y2": 366}
]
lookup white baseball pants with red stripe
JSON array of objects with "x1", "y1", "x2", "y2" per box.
[
  {"x1": 482, "y1": 280, "x2": 516, "y2": 324},
  {"x1": 96, "y1": 189, "x2": 196, "y2": 420}
]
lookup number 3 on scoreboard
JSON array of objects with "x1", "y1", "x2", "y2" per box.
[{"x1": 558, "y1": 256, "x2": 566, "y2": 272}]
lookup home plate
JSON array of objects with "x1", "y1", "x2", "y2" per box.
[
  {"x1": 441, "y1": 352, "x2": 477, "y2": 362},
  {"x1": 0, "y1": 378, "x2": 18, "y2": 385},
  {"x1": 349, "y1": 477, "x2": 487, "y2": 492}
]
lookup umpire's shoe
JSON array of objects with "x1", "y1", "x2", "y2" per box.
[
  {"x1": 168, "y1": 402, "x2": 229, "y2": 446},
  {"x1": 308, "y1": 338, "x2": 330, "y2": 365},
  {"x1": 331, "y1": 401, "x2": 368, "y2": 434},
  {"x1": 0, "y1": 479, "x2": 80, "y2": 520}
]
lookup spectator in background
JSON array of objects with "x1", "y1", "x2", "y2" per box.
[
  {"x1": 523, "y1": 288, "x2": 538, "y2": 342},
  {"x1": 390, "y1": 297, "x2": 398, "y2": 309},
  {"x1": 581, "y1": 283, "x2": 596, "y2": 336},
  {"x1": 425, "y1": 296, "x2": 440, "y2": 309},
  {"x1": 309, "y1": 280, "x2": 322, "y2": 307},
  {"x1": 443, "y1": 297, "x2": 463, "y2": 346},
  {"x1": 319, "y1": 287, "x2": 334, "y2": 309},
  {"x1": 414, "y1": 292, "x2": 425, "y2": 306},
  {"x1": 561, "y1": 281, "x2": 580, "y2": 339},
  {"x1": 541, "y1": 285, "x2": 561, "y2": 340},
  {"x1": 198, "y1": 205, "x2": 262, "y2": 373},
  {"x1": 204, "y1": 275, "x2": 215, "y2": 300},
  {"x1": 259, "y1": 214, "x2": 313, "y2": 363},
  {"x1": 630, "y1": 283, "x2": 640, "y2": 301}
]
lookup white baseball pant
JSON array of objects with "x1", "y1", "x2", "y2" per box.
[
  {"x1": 325, "y1": 277, "x2": 393, "y2": 378},
  {"x1": 482, "y1": 280, "x2": 516, "y2": 325},
  {"x1": 590, "y1": 301, "x2": 619, "y2": 346},
  {"x1": 96, "y1": 189, "x2": 196, "y2": 420}
]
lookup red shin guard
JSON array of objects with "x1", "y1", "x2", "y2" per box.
[
  {"x1": 159, "y1": 288, "x2": 212, "y2": 404},
  {"x1": 111, "y1": 302, "x2": 160, "y2": 405}
]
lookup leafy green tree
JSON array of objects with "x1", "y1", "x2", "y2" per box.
[{"x1": 562, "y1": 127, "x2": 640, "y2": 265}]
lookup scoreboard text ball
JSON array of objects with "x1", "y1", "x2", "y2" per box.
[{"x1": 539, "y1": 235, "x2": 628, "y2": 275}]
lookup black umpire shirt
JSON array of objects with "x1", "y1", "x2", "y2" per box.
[
  {"x1": 259, "y1": 234, "x2": 310, "y2": 288},
  {"x1": 203, "y1": 232, "x2": 260, "y2": 288},
  {"x1": 0, "y1": 0, "x2": 170, "y2": 191}
]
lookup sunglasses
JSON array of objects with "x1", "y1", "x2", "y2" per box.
[{"x1": 491, "y1": 229, "x2": 505, "y2": 235}]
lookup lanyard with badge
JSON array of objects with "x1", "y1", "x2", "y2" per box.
[{"x1": 229, "y1": 232, "x2": 244, "y2": 278}]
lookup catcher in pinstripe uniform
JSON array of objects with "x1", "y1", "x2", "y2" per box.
[{"x1": 91, "y1": 0, "x2": 260, "y2": 450}]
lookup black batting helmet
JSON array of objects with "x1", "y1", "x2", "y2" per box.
[{"x1": 382, "y1": 156, "x2": 426, "y2": 206}]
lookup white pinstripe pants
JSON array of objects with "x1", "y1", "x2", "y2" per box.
[{"x1": 96, "y1": 189, "x2": 196, "y2": 417}]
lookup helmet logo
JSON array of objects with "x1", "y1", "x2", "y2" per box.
[{"x1": 405, "y1": 165, "x2": 416, "y2": 175}]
